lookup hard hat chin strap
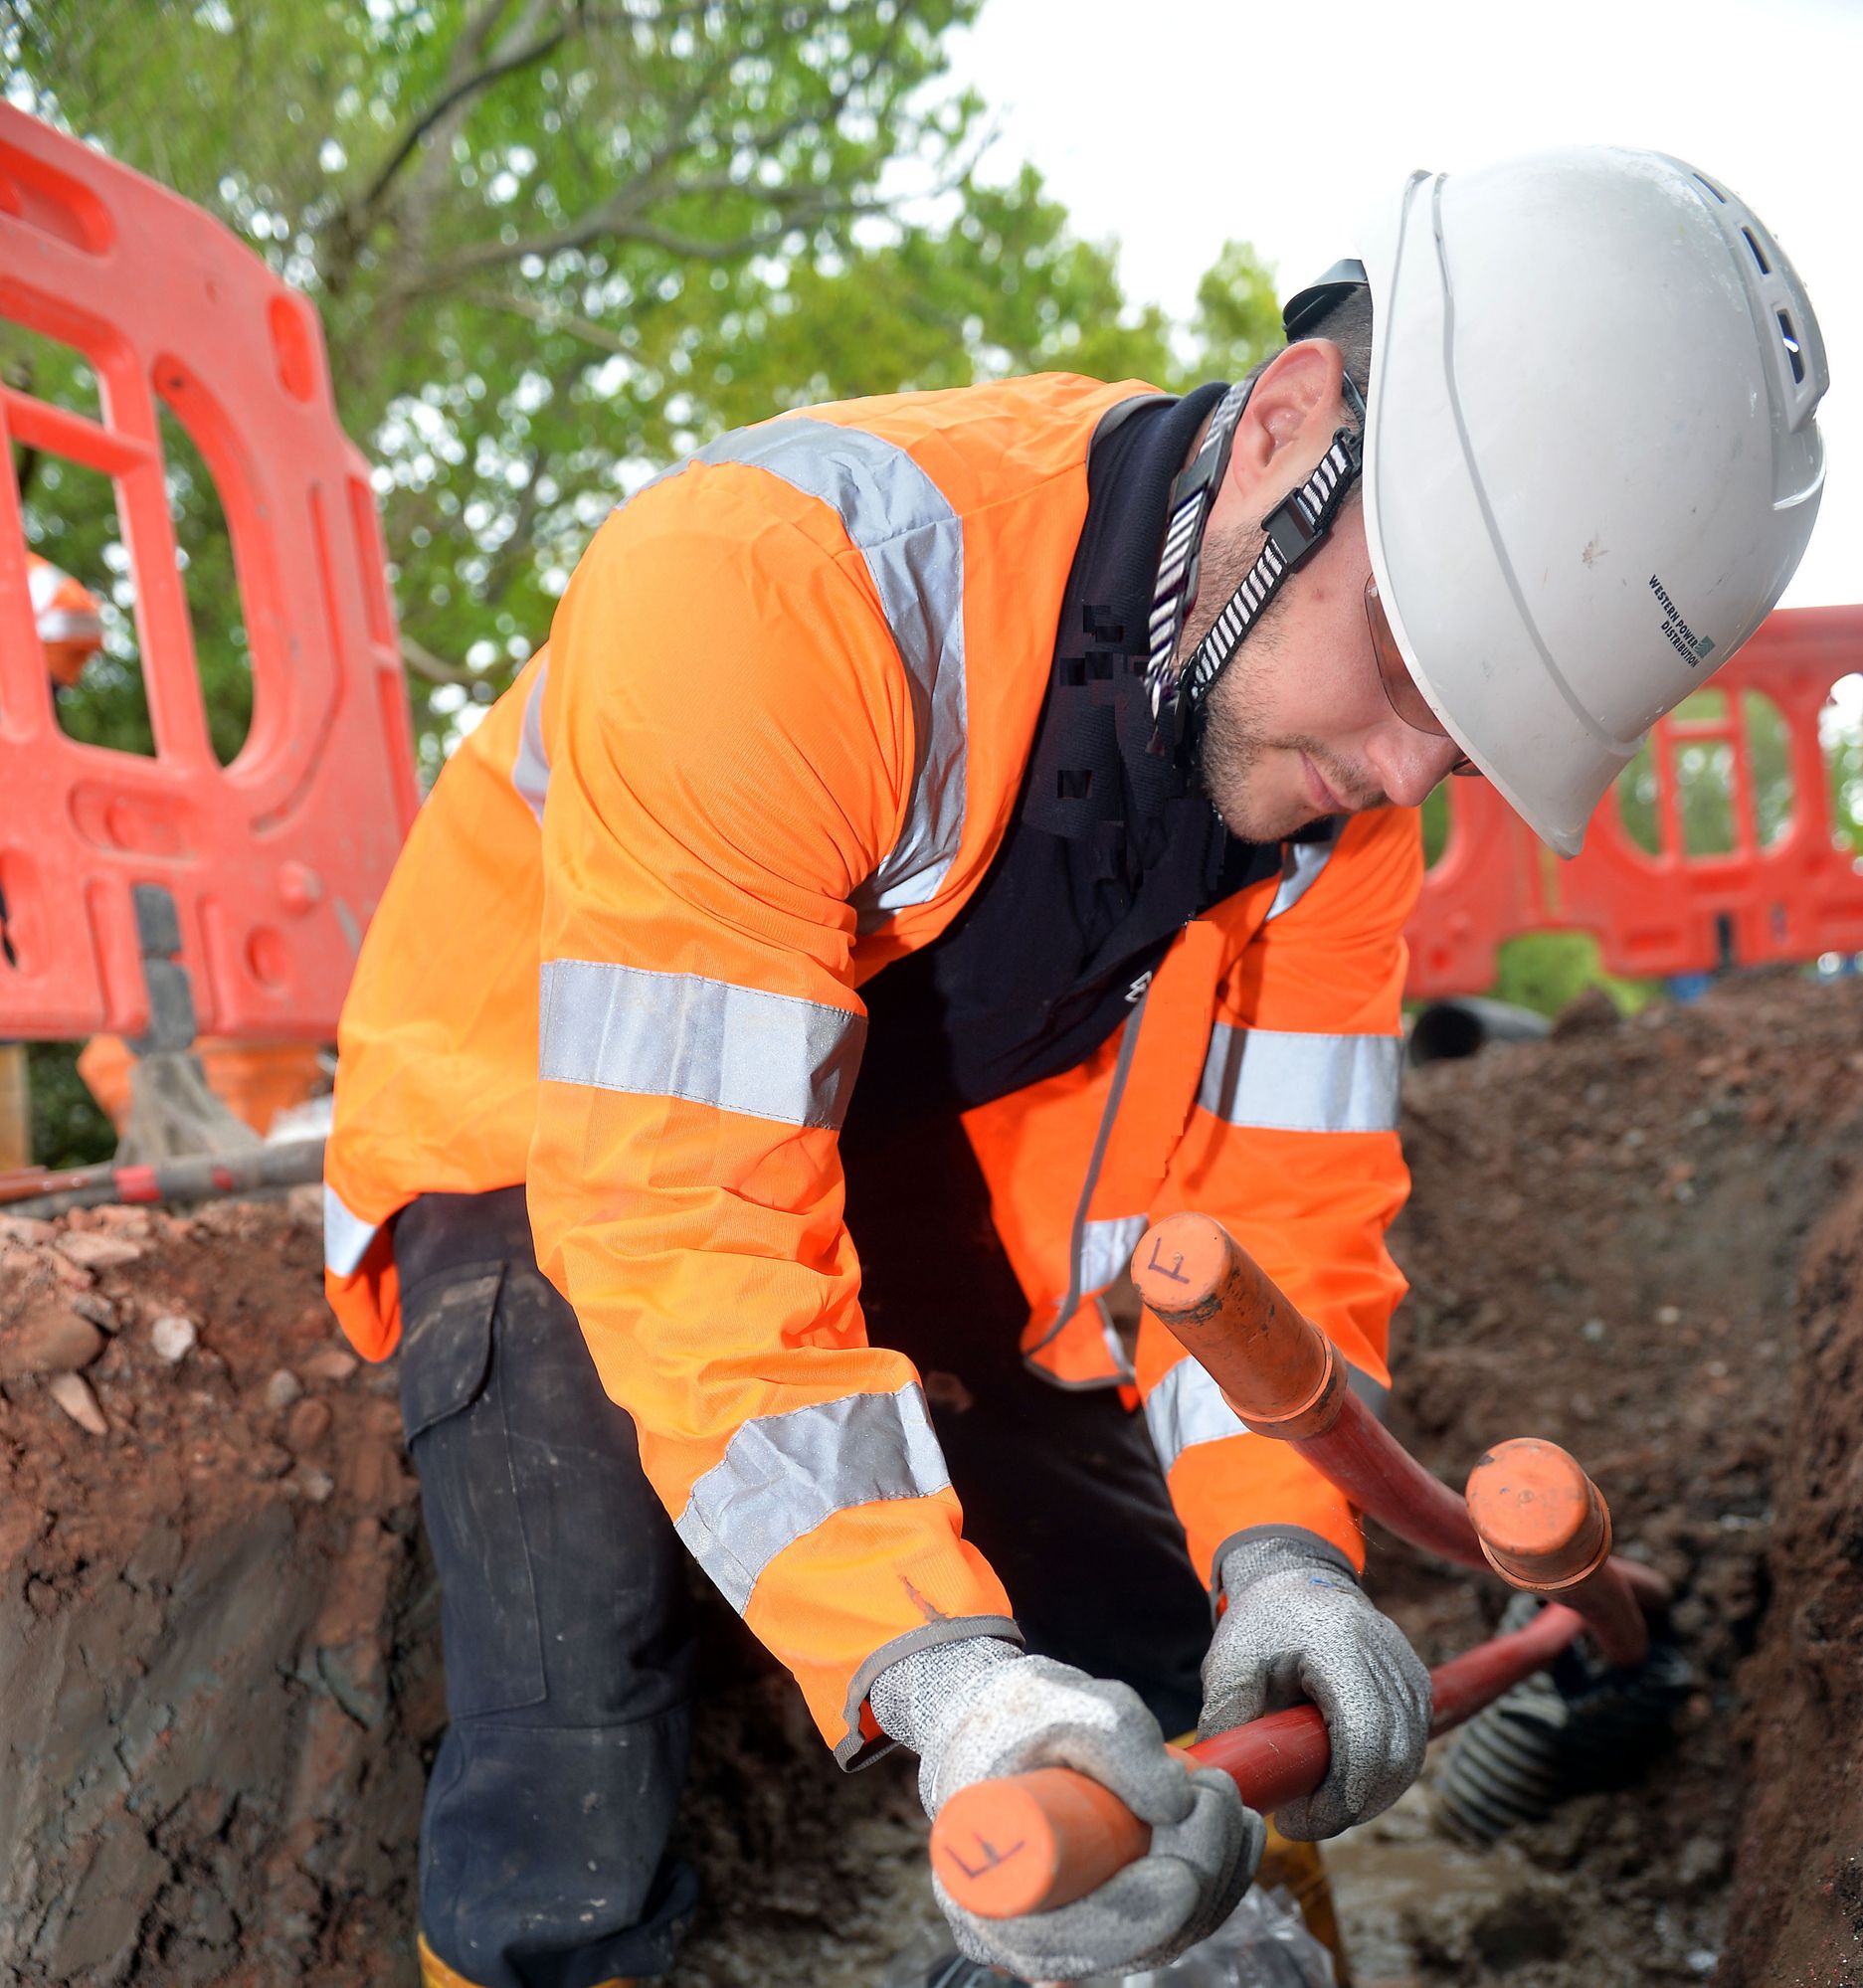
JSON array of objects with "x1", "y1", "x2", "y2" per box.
[{"x1": 1147, "y1": 372, "x2": 1367, "y2": 768}]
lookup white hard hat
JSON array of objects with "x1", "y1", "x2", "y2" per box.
[{"x1": 1355, "y1": 148, "x2": 1827, "y2": 855}]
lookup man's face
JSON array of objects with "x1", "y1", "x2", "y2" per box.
[{"x1": 1183, "y1": 344, "x2": 1465, "y2": 843}]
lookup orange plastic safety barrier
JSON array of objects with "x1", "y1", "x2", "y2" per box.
[
  {"x1": 1406, "y1": 604, "x2": 1863, "y2": 997},
  {"x1": 0, "y1": 107, "x2": 418, "y2": 1044}
]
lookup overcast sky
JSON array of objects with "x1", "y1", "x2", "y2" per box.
[{"x1": 944, "y1": 0, "x2": 1858, "y2": 610}]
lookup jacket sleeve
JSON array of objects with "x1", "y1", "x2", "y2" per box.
[
  {"x1": 1138, "y1": 805, "x2": 1422, "y2": 1583},
  {"x1": 525, "y1": 479, "x2": 1016, "y2": 1761}
]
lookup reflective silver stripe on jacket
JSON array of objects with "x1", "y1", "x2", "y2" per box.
[
  {"x1": 1094, "y1": 1293, "x2": 1136, "y2": 1387},
  {"x1": 538, "y1": 958, "x2": 865, "y2": 1130},
  {"x1": 37, "y1": 608, "x2": 102, "y2": 643},
  {"x1": 1198, "y1": 1025, "x2": 1402, "y2": 1135},
  {"x1": 675, "y1": 1382, "x2": 951, "y2": 1613},
  {"x1": 322, "y1": 1184, "x2": 381, "y2": 1278},
  {"x1": 511, "y1": 662, "x2": 550, "y2": 823},
  {"x1": 661, "y1": 418, "x2": 969, "y2": 926},
  {"x1": 1265, "y1": 832, "x2": 1337, "y2": 922},
  {"x1": 1144, "y1": 1356, "x2": 1255, "y2": 1473},
  {"x1": 1078, "y1": 1212, "x2": 1149, "y2": 1298}
]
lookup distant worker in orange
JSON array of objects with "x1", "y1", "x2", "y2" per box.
[
  {"x1": 28, "y1": 548, "x2": 103, "y2": 686},
  {"x1": 322, "y1": 150, "x2": 1826, "y2": 1988}
]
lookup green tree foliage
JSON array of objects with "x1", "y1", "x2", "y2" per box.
[
  {"x1": 3, "y1": 0, "x2": 1282, "y2": 778},
  {"x1": 1826, "y1": 689, "x2": 1863, "y2": 861},
  {"x1": 26, "y1": 1041, "x2": 115, "y2": 1174},
  {"x1": 1189, "y1": 238, "x2": 1284, "y2": 388}
]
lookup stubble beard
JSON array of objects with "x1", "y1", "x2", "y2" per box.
[
  {"x1": 1183, "y1": 574, "x2": 1328, "y2": 842},
  {"x1": 1196, "y1": 651, "x2": 1329, "y2": 843},
  {"x1": 1196, "y1": 653, "x2": 1377, "y2": 841}
]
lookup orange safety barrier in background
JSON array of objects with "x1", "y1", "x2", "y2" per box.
[
  {"x1": 0, "y1": 106, "x2": 418, "y2": 1046},
  {"x1": 1405, "y1": 605, "x2": 1863, "y2": 999}
]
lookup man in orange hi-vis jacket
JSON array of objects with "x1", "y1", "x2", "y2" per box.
[{"x1": 323, "y1": 150, "x2": 1826, "y2": 1988}]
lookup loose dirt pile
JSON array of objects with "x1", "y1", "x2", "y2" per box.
[{"x1": 2, "y1": 971, "x2": 1861, "y2": 1987}]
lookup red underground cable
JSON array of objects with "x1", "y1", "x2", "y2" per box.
[{"x1": 1129, "y1": 1212, "x2": 1666, "y2": 1666}]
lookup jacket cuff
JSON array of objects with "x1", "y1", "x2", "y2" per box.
[
  {"x1": 834, "y1": 1615, "x2": 1025, "y2": 1770},
  {"x1": 1210, "y1": 1525, "x2": 1361, "y2": 1609}
]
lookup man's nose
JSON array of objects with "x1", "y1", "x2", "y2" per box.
[{"x1": 1366, "y1": 725, "x2": 1464, "y2": 810}]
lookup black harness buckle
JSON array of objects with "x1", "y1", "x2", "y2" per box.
[{"x1": 1260, "y1": 492, "x2": 1325, "y2": 570}]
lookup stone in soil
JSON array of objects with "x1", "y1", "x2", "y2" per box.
[
  {"x1": 150, "y1": 1313, "x2": 198, "y2": 1362},
  {"x1": 0, "y1": 1298, "x2": 106, "y2": 1377}
]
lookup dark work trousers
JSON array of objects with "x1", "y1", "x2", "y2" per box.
[{"x1": 396, "y1": 1117, "x2": 1211, "y2": 1987}]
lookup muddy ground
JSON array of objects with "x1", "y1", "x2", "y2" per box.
[{"x1": 1, "y1": 971, "x2": 1860, "y2": 1985}]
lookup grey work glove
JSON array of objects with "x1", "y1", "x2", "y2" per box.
[
  {"x1": 871, "y1": 1637, "x2": 1263, "y2": 1983},
  {"x1": 1201, "y1": 1531, "x2": 1431, "y2": 1842}
]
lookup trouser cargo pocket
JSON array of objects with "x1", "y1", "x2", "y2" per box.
[{"x1": 400, "y1": 1261, "x2": 548, "y2": 1719}]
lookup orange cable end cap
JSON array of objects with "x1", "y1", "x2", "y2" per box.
[
  {"x1": 1466, "y1": 1437, "x2": 1610, "y2": 1587},
  {"x1": 1130, "y1": 1212, "x2": 1229, "y2": 1320}
]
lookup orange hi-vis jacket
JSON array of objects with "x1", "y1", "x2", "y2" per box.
[{"x1": 324, "y1": 374, "x2": 1421, "y2": 1762}]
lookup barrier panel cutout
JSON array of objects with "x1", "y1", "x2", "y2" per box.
[
  {"x1": 1406, "y1": 605, "x2": 1863, "y2": 998},
  {"x1": 0, "y1": 106, "x2": 418, "y2": 1044}
]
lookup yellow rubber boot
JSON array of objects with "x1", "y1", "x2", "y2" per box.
[{"x1": 418, "y1": 1935, "x2": 634, "y2": 1988}]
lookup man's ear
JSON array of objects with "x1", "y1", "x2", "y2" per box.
[{"x1": 1225, "y1": 340, "x2": 1349, "y2": 484}]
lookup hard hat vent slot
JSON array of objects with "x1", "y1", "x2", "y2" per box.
[
  {"x1": 1776, "y1": 310, "x2": 1806, "y2": 386},
  {"x1": 1693, "y1": 172, "x2": 1728, "y2": 204},
  {"x1": 1742, "y1": 227, "x2": 1770, "y2": 276}
]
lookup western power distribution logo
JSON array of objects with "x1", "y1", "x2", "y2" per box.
[{"x1": 1649, "y1": 574, "x2": 1717, "y2": 667}]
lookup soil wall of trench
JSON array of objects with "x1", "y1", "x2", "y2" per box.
[
  {"x1": 1714, "y1": 1174, "x2": 1863, "y2": 1988},
  {"x1": 2, "y1": 972, "x2": 1862, "y2": 1986}
]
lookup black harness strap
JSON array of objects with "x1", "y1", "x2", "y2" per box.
[{"x1": 1147, "y1": 372, "x2": 1368, "y2": 768}]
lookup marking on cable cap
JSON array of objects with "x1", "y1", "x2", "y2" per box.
[{"x1": 1649, "y1": 573, "x2": 1718, "y2": 667}]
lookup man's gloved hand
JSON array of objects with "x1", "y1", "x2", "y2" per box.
[
  {"x1": 1200, "y1": 1531, "x2": 1431, "y2": 1841},
  {"x1": 870, "y1": 1637, "x2": 1263, "y2": 1982}
]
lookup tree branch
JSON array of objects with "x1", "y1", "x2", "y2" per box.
[
  {"x1": 348, "y1": 0, "x2": 577, "y2": 233},
  {"x1": 419, "y1": 162, "x2": 935, "y2": 288},
  {"x1": 466, "y1": 287, "x2": 635, "y2": 355},
  {"x1": 416, "y1": 0, "x2": 923, "y2": 283},
  {"x1": 401, "y1": 633, "x2": 492, "y2": 686}
]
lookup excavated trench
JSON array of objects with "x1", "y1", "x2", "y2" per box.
[{"x1": 0, "y1": 972, "x2": 1860, "y2": 1986}]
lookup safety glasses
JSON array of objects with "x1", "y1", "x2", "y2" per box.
[{"x1": 1364, "y1": 576, "x2": 1480, "y2": 777}]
